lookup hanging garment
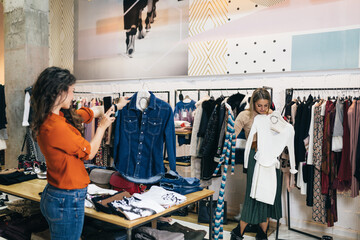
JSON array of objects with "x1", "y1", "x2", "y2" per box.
[
  {"x1": 244, "y1": 112, "x2": 297, "y2": 204},
  {"x1": 334, "y1": 100, "x2": 352, "y2": 191},
  {"x1": 355, "y1": 119, "x2": 360, "y2": 183},
  {"x1": 200, "y1": 97, "x2": 224, "y2": 180},
  {"x1": 0, "y1": 85, "x2": 7, "y2": 130},
  {"x1": 332, "y1": 100, "x2": 344, "y2": 152},
  {"x1": 312, "y1": 104, "x2": 327, "y2": 224},
  {"x1": 348, "y1": 100, "x2": 360, "y2": 197},
  {"x1": 174, "y1": 99, "x2": 196, "y2": 146},
  {"x1": 321, "y1": 100, "x2": 336, "y2": 195},
  {"x1": 113, "y1": 92, "x2": 176, "y2": 184},
  {"x1": 307, "y1": 104, "x2": 316, "y2": 165},
  {"x1": 245, "y1": 112, "x2": 297, "y2": 205},
  {"x1": 296, "y1": 95, "x2": 314, "y2": 165},
  {"x1": 212, "y1": 102, "x2": 236, "y2": 240},
  {"x1": 189, "y1": 96, "x2": 212, "y2": 188},
  {"x1": 321, "y1": 100, "x2": 337, "y2": 227},
  {"x1": 174, "y1": 99, "x2": 196, "y2": 124}
]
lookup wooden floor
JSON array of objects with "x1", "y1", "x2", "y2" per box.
[{"x1": 172, "y1": 212, "x2": 277, "y2": 237}]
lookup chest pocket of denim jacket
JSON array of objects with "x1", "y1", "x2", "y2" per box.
[
  {"x1": 148, "y1": 118, "x2": 162, "y2": 135},
  {"x1": 124, "y1": 117, "x2": 138, "y2": 134}
]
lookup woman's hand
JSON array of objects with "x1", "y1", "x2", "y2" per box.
[
  {"x1": 116, "y1": 97, "x2": 130, "y2": 111},
  {"x1": 98, "y1": 106, "x2": 115, "y2": 129}
]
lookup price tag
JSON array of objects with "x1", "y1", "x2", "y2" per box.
[{"x1": 182, "y1": 111, "x2": 187, "y2": 118}]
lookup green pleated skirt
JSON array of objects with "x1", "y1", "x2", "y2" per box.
[{"x1": 240, "y1": 149, "x2": 282, "y2": 224}]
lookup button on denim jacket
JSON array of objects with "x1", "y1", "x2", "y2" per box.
[{"x1": 113, "y1": 92, "x2": 176, "y2": 184}]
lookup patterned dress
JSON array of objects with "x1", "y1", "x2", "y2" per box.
[{"x1": 311, "y1": 105, "x2": 326, "y2": 224}]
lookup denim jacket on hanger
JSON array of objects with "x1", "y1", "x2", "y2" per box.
[{"x1": 113, "y1": 92, "x2": 176, "y2": 184}]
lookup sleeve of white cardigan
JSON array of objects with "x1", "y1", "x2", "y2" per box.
[
  {"x1": 287, "y1": 126, "x2": 298, "y2": 174},
  {"x1": 244, "y1": 116, "x2": 257, "y2": 169}
]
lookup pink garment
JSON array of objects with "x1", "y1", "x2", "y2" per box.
[{"x1": 348, "y1": 100, "x2": 360, "y2": 198}]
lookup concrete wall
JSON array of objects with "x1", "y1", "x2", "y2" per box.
[{"x1": 3, "y1": 0, "x2": 49, "y2": 168}]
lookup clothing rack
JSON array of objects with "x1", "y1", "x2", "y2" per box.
[
  {"x1": 283, "y1": 87, "x2": 360, "y2": 240},
  {"x1": 74, "y1": 91, "x2": 121, "y2": 98},
  {"x1": 122, "y1": 91, "x2": 170, "y2": 104},
  {"x1": 174, "y1": 86, "x2": 273, "y2": 104}
]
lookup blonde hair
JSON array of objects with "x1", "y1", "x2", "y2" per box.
[{"x1": 249, "y1": 88, "x2": 271, "y2": 114}]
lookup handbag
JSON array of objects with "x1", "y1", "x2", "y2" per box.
[
  {"x1": 198, "y1": 199, "x2": 227, "y2": 224},
  {"x1": 109, "y1": 172, "x2": 146, "y2": 195},
  {"x1": 17, "y1": 127, "x2": 37, "y2": 170}
]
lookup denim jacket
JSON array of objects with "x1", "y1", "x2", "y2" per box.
[{"x1": 113, "y1": 92, "x2": 176, "y2": 184}]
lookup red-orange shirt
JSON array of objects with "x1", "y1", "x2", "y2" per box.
[{"x1": 37, "y1": 108, "x2": 94, "y2": 189}]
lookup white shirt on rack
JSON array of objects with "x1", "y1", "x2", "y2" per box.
[{"x1": 244, "y1": 111, "x2": 297, "y2": 205}]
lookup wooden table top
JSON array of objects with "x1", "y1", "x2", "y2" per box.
[{"x1": 0, "y1": 179, "x2": 214, "y2": 229}]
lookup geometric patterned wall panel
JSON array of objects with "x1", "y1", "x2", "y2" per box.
[
  {"x1": 226, "y1": 35, "x2": 292, "y2": 74},
  {"x1": 49, "y1": 0, "x2": 74, "y2": 72},
  {"x1": 189, "y1": 0, "x2": 228, "y2": 37},
  {"x1": 189, "y1": 40, "x2": 228, "y2": 76},
  {"x1": 189, "y1": 0, "x2": 228, "y2": 76}
]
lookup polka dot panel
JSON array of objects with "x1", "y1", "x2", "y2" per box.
[{"x1": 226, "y1": 35, "x2": 292, "y2": 74}]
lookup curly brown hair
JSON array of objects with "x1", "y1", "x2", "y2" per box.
[{"x1": 31, "y1": 67, "x2": 83, "y2": 138}]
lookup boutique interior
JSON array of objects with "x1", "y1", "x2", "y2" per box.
[{"x1": 0, "y1": 0, "x2": 359, "y2": 240}]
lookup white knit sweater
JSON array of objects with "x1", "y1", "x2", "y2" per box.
[{"x1": 244, "y1": 111, "x2": 297, "y2": 205}]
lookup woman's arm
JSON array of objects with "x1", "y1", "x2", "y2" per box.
[
  {"x1": 88, "y1": 97, "x2": 129, "y2": 159},
  {"x1": 89, "y1": 106, "x2": 114, "y2": 159}
]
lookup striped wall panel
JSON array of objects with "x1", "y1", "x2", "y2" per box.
[
  {"x1": 189, "y1": 0, "x2": 228, "y2": 76},
  {"x1": 49, "y1": 0, "x2": 74, "y2": 72}
]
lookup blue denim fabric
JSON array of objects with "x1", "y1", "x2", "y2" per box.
[
  {"x1": 113, "y1": 92, "x2": 176, "y2": 184},
  {"x1": 160, "y1": 170, "x2": 203, "y2": 195},
  {"x1": 40, "y1": 184, "x2": 87, "y2": 240}
]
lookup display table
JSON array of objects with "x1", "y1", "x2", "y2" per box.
[{"x1": 0, "y1": 179, "x2": 214, "y2": 240}]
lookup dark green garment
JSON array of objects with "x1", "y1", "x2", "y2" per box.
[{"x1": 240, "y1": 149, "x2": 282, "y2": 224}]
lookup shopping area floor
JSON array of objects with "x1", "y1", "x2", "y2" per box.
[
  {"x1": 0, "y1": 200, "x2": 356, "y2": 240},
  {"x1": 172, "y1": 212, "x2": 357, "y2": 240}
]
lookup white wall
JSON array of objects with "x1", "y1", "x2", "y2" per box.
[{"x1": 75, "y1": 69, "x2": 360, "y2": 239}]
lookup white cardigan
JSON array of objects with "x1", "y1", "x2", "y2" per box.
[{"x1": 244, "y1": 111, "x2": 297, "y2": 205}]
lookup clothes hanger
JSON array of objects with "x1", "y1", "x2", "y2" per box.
[
  {"x1": 183, "y1": 94, "x2": 192, "y2": 103},
  {"x1": 137, "y1": 81, "x2": 150, "y2": 110},
  {"x1": 269, "y1": 111, "x2": 288, "y2": 133}
]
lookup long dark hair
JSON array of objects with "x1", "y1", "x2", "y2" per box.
[{"x1": 31, "y1": 66, "x2": 83, "y2": 138}]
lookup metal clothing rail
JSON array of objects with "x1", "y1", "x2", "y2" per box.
[
  {"x1": 283, "y1": 87, "x2": 360, "y2": 240},
  {"x1": 122, "y1": 91, "x2": 170, "y2": 104},
  {"x1": 74, "y1": 91, "x2": 121, "y2": 97},
  {"x1": 174, "y1": 86, "x2": 273, "y2": 104}
]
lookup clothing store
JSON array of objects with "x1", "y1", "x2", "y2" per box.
[{"x1": 0, "y1": 0, "x2": 359, "y2": 240}]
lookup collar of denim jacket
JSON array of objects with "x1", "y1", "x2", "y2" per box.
[{"x1": 128, "y1": 91, "x2": 156, "y2": 111}]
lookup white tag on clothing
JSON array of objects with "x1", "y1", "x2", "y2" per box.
[{"x1": 182, "y1": 111, "x2": 187, "y2": 118}]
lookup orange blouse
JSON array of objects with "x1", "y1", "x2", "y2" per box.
[{"x1": 37, "y1": 108, "x2": 94, "y2": 190}]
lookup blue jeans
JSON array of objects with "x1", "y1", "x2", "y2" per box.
[{"x1": 40, "y1": 184, "x2": 87, "y2": 240}]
